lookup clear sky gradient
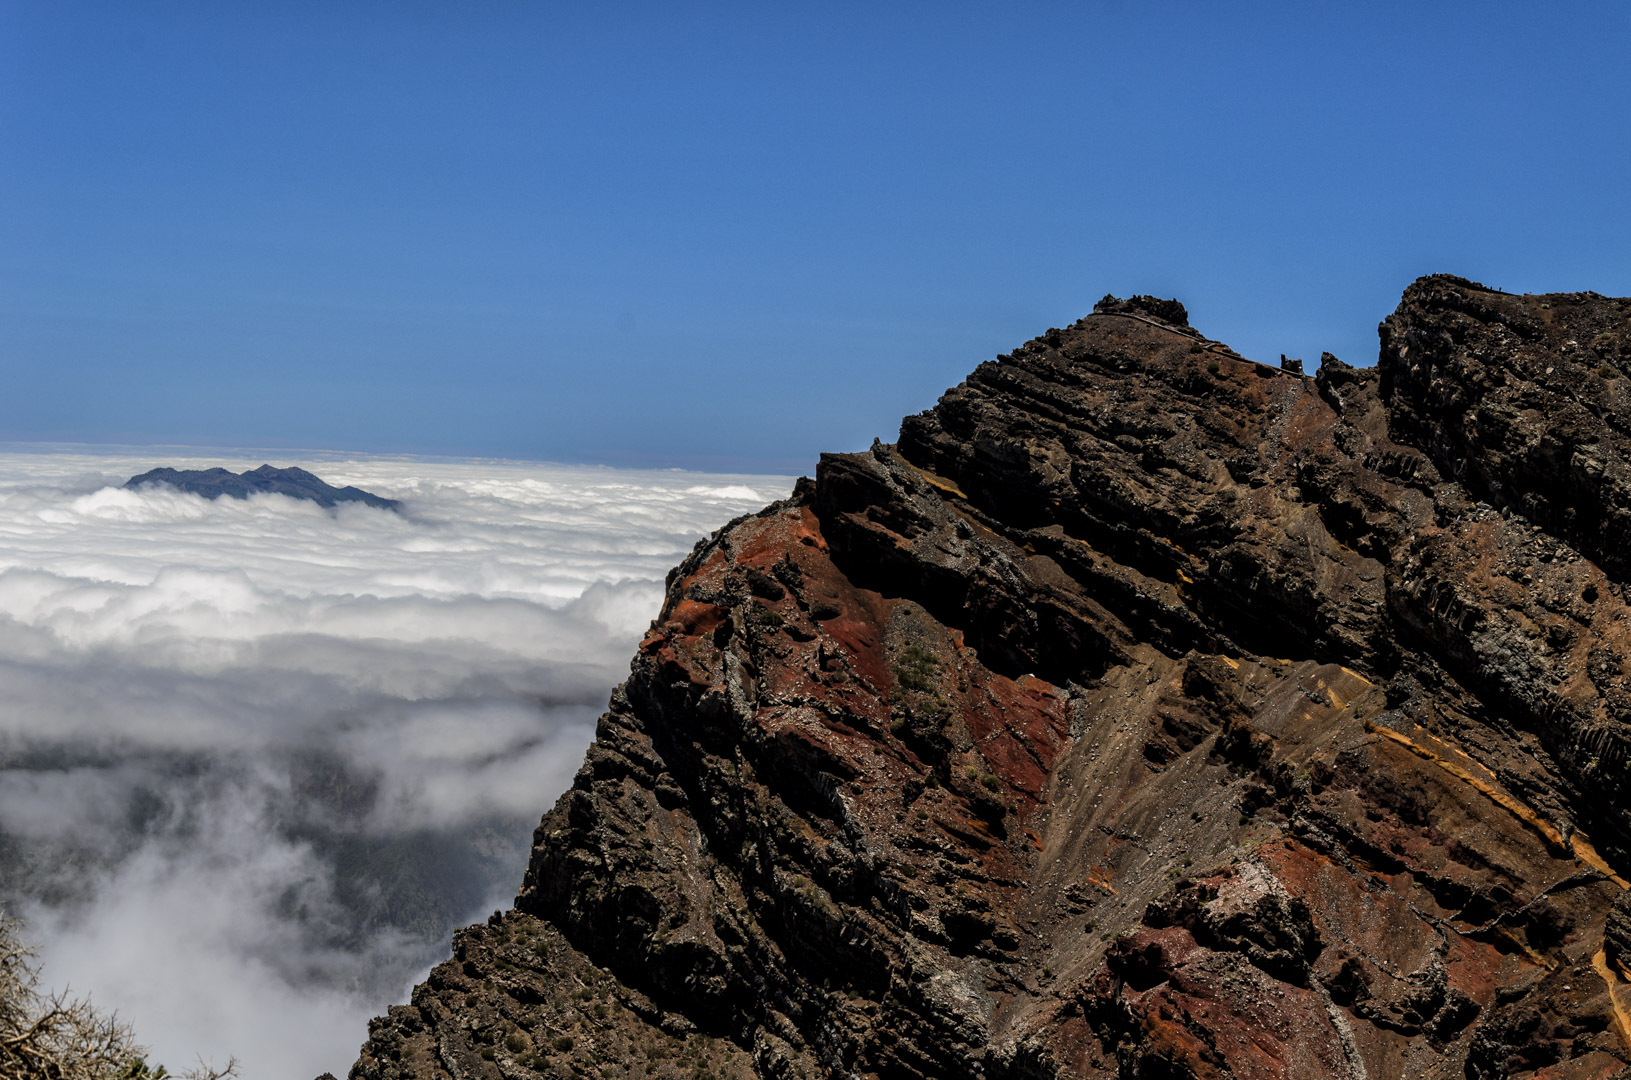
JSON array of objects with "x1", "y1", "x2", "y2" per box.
[{"x1": 4, "y1": 2, "x2": 1630, "y2": 472}]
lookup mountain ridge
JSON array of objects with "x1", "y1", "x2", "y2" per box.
[
  {"x1": 341, "y1": 275, "x2": 1631, "y2": 1080},
  {"x1": 125, "y1": 464, "x2": 400, "y2": 510}
]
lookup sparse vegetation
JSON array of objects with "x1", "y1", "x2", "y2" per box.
[
  {"x1": 791, "y1": 875, "x2": 834, "y2": 915},
  {"x1": 893, "y1": 645, "x2": 941, "y2": 694},
  {"x1": 890, "y1": 644, "x2": 951, "y2": 730}
]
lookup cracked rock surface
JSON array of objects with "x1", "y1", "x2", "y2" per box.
[{"x1": 345, "y1": 278, "x2": 1631, "y2": 1080}]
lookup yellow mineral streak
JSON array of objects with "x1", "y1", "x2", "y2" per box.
[
  {"x1": 1593, "y1": 949, "x2": 1631, "y2": 1048},
  {"x1": 1364, "y1": 723, "x2": 1631, "y2": 1058},
  {"x1": 1364, "y1": 722, "x2": 1630, "y2": 889},
  {"x1": 897, "y1": 459, "x2": 968, "y2": 500}
]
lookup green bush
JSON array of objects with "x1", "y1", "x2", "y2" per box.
[{"x1": 893, "y1": 645, "x2": 941, "y2": 693}]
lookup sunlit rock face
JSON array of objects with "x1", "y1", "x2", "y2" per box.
[{"x1": 350, "y1": 277, "x2": 1631, "y2": 1080}]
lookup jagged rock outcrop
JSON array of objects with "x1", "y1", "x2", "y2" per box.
[{"x1": 345, "y1": 276, "x2": 1631, "y2": 1080}]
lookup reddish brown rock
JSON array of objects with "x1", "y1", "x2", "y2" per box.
[{"x1": 345, "y1": 276, "x2": 1631, "y2": 1080}]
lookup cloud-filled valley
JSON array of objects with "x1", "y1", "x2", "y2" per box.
[{"x1": 0, "y1": 448, "x2": 789, "y2": 1079}]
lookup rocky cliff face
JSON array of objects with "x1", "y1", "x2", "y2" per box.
[{"x1": 345, "y1": 276, "x2": 1631, "y2": 1080}]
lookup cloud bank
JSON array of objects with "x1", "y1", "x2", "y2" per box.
[{"x1": 0, "y1": 447, "x2": 790, "y2": 1079}]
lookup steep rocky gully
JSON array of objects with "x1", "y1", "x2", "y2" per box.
[{"x1": 343, "y1": 277, "x2": 1631, "y2": 1080}]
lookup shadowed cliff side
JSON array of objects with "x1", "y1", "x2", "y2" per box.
[{"x1": 344, "y1": 277, "x2": 1631, "y2": 1080}]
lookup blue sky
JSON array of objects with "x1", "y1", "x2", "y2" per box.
[{"x1": 4, "y1": 2, "x2": 1630, "y2": 472}]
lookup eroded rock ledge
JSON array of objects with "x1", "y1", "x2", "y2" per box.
[{"x1": 346, "y1": 277, "x2": 1631, "y2": 1080}]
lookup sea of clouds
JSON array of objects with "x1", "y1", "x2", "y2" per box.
[{"x1": 0, "y1": 446, "x2": 791, "y2": 1079}]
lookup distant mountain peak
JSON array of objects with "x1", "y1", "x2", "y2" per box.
[{"x1": 124, "y1": 464, "x2": 400, "y2": 510}]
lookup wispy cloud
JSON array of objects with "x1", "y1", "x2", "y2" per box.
[{"x1": 0, "y1": 448, "x2": 788, "y2": 1079}]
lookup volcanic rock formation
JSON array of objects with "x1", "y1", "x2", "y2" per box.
[{"x1": 345, "y1": 277, "x2": 1631, "y2": 1080}]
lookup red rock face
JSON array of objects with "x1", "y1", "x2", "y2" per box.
[{"x1": 346, "y1": 279, "x2": 1631, "y2": 1080}]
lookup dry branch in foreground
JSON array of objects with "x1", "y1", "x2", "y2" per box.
[{"x1": 0, "y1": 912, "x2": 235, "y2": 1080}]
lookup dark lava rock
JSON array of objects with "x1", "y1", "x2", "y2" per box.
[
  {"x1": 1091, "y1": 292, "x2": 1191, "y2": 328},
  {"x1": 340, "y1": 276, "x2": 1631, "y2": 1080},
  {"x1": 126, "y1": 464, "x2": 399, "y2": 510},
  {"x1": 1607, "y1": 891, "x2": 1631, "y2": 975}
]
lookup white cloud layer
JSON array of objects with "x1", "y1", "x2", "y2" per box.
[{"x1": 0, "y1": 446, "x2": 790, "y2": 1080}]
